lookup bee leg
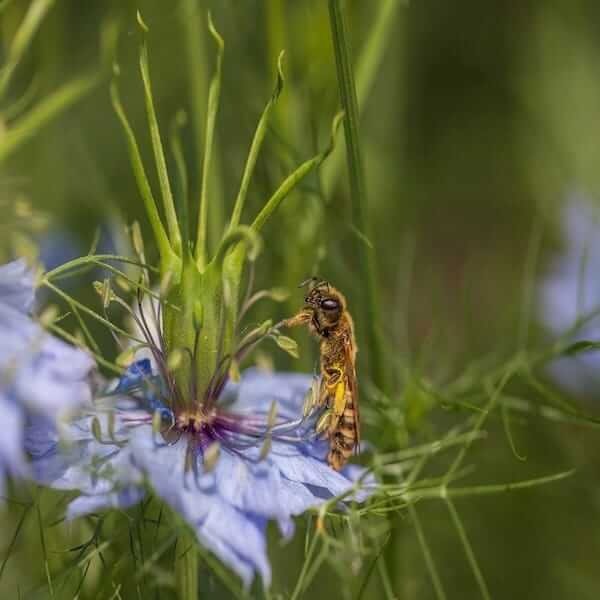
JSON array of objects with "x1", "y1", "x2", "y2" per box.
[
  {"x1": 323, "y1": 378, "x2": 346, "y2": 432},
  {"x1": 281, "y1": 309, "x2": 312, "y2": 329},
  {"x1": 324, "y1": 366, "x2": 343, "y2": 385}
]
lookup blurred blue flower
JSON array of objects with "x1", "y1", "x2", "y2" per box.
[
  {"x1": 0, "y1": 260, "x2": 94, "y2": 494},
  {"x1": 540, "y1": 196, "x2": 600, "y2": 392},
  {"x1": 27, "y1": 364, "x2": 371, "y2": 588}
]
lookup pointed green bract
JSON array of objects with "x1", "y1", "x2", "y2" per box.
[
  {"x1": 228, "y1": 51, "x2": 285, "y2": 231},
  {"x1": 110, "y1": 76, "x2": 176, "y2": 275},
  {"x1": 138, "y1": 12, "x2": 182, "y2": 259},
  {"x1": 250, "y1": 111, "x2": 344, "y2": 233},
  {"x1": 170, "y1": 110, "x2": 190, "y2": 246},
  {"x1": 195, "y1": 13, "x2": 224, "y2": 270}
]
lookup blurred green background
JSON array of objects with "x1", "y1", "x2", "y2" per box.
[{"x1": 3, "y1": 0, "x2": 600, "y2": 598}]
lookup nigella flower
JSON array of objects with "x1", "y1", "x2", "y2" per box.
[
  {"x1": 20, "y1": 14, "x2": 369, "y2": 588},
  {"x1": 539, "y1": 195, "x2": 600, "y2": 393},
  {"x1": 0, "y1": 260, "x2": 94, "y2": 494},
  {"x1": 26, "y1": 300, "x2": 372, "y2": 587}
]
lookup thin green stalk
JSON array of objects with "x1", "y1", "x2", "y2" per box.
[
  {"x1": 408, "y1": 504, "x2": 447, "y2": 600},
  {"x1": 44, "y1": 254, "x2": 155, "y2": 280},
  {"x1": 0, "y1": 504, "x2": 30, "y2": 581},
  {"x1": 322, "y1": 0, "x2": 400, "y2": 197},
  {"x1": 43, "y1": 280, "x2": 144, "y2": 343},
  {"x1": 377, "y1": 556, "x2": 395, "y2": 600},
  {"x1": 195, "y1": 14, "x2": 224, "y2": 270},
  {"x1": 290, "y1": 532, "x2": 321, "y2": 600},
  {"x1": 47, "y1": 322, "x2": 121, "y2": 374},
  {"x1": 36, "y1": 499, "x2": 54, "y2": 598},
  {"x1": 328, "y1": 0, "x2": 387, "y2": 391},
  {"x1": 138, "y1": 13, "x2": 182, "y2": 258},
  {"x1": 446, "y1": 499, "x2": 491, "y2": 600},
  {"x1": 0, "y1": 71, "x2": 99, "y2": 164},
  {"x1": 443, "y1": 364, "x2": 518, "y2": 485},
  {"x1": 0, "y1": 0, "x2": 55, "y2": 99},
  {"x1": 175, "y1": 528, "x2": 198, "y2": 600}
]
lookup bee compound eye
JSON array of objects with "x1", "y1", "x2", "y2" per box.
[{"x1": 321, "y1": 298, "x2": 339, "y2": 311}]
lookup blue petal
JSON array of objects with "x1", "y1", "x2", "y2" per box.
[
  {"x1": 539, "y1": 197, "x2": 600, "y2": 393},
  {"x1": 0, "y1": 393, "x2": 29, "y2": 492},
  {"x1": 214, "y1": 450, "x2": 322, "y2": 528},
  {"x1": 0, "y1": 260, "x2": 35, "y2": 314},
  {"x1": 0, "y1": 302, "x2": 94, "y2": 417},
  {"x1": 26, "y1": 414, "x2": 142, "y2": 495},
  {"x1": 228, "y1": 369, "x2": 314, "y2": 420},
  {"x1": 66, "y1": 486, "x2": 144, "y2": 520},
  {"x1": 128, "y1": 427, "x2": 272, "y2": 587}
]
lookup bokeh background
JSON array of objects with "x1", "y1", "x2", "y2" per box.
[{"x1": 3, "y1": 0, "x2": 600, "y2": 598}]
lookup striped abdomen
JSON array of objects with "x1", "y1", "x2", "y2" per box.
[{"x1": 327, "y1": 392, "x2": 358, "y2": 471}]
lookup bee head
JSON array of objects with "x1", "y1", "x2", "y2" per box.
[{"x1": 300, "y1": 278, "x2": 344, "y2": 328}]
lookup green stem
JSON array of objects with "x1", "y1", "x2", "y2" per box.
[
  {"x1": 328, "y1": 0, "x2": 387, "y2": 392},
  {"x1": 175, "y1": 527, "x2": 199, "y2": 600}
]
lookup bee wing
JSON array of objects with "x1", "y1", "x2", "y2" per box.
[{"x1": 343, "y1": 332, "x2": 360, "y2": 451}]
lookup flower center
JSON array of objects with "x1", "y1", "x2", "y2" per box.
[{"x1": 175, "y1": 409, "x2": 216, "y2": 434}]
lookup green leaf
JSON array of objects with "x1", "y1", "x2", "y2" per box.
[
  {"x1": 274, "y1": 334, "x2": 299, "y2": 359},
  {"x1": 561, "y1": 340, "x2": 600, "y2": 356}
]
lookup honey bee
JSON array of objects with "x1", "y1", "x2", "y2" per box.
[{"x1": 283, "y1": 278, "x2": 359, "y2": 471}]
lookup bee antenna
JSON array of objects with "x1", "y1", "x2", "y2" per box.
[{"x1": 298, "y1": 276, "x2": 319, "y2": 288}]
